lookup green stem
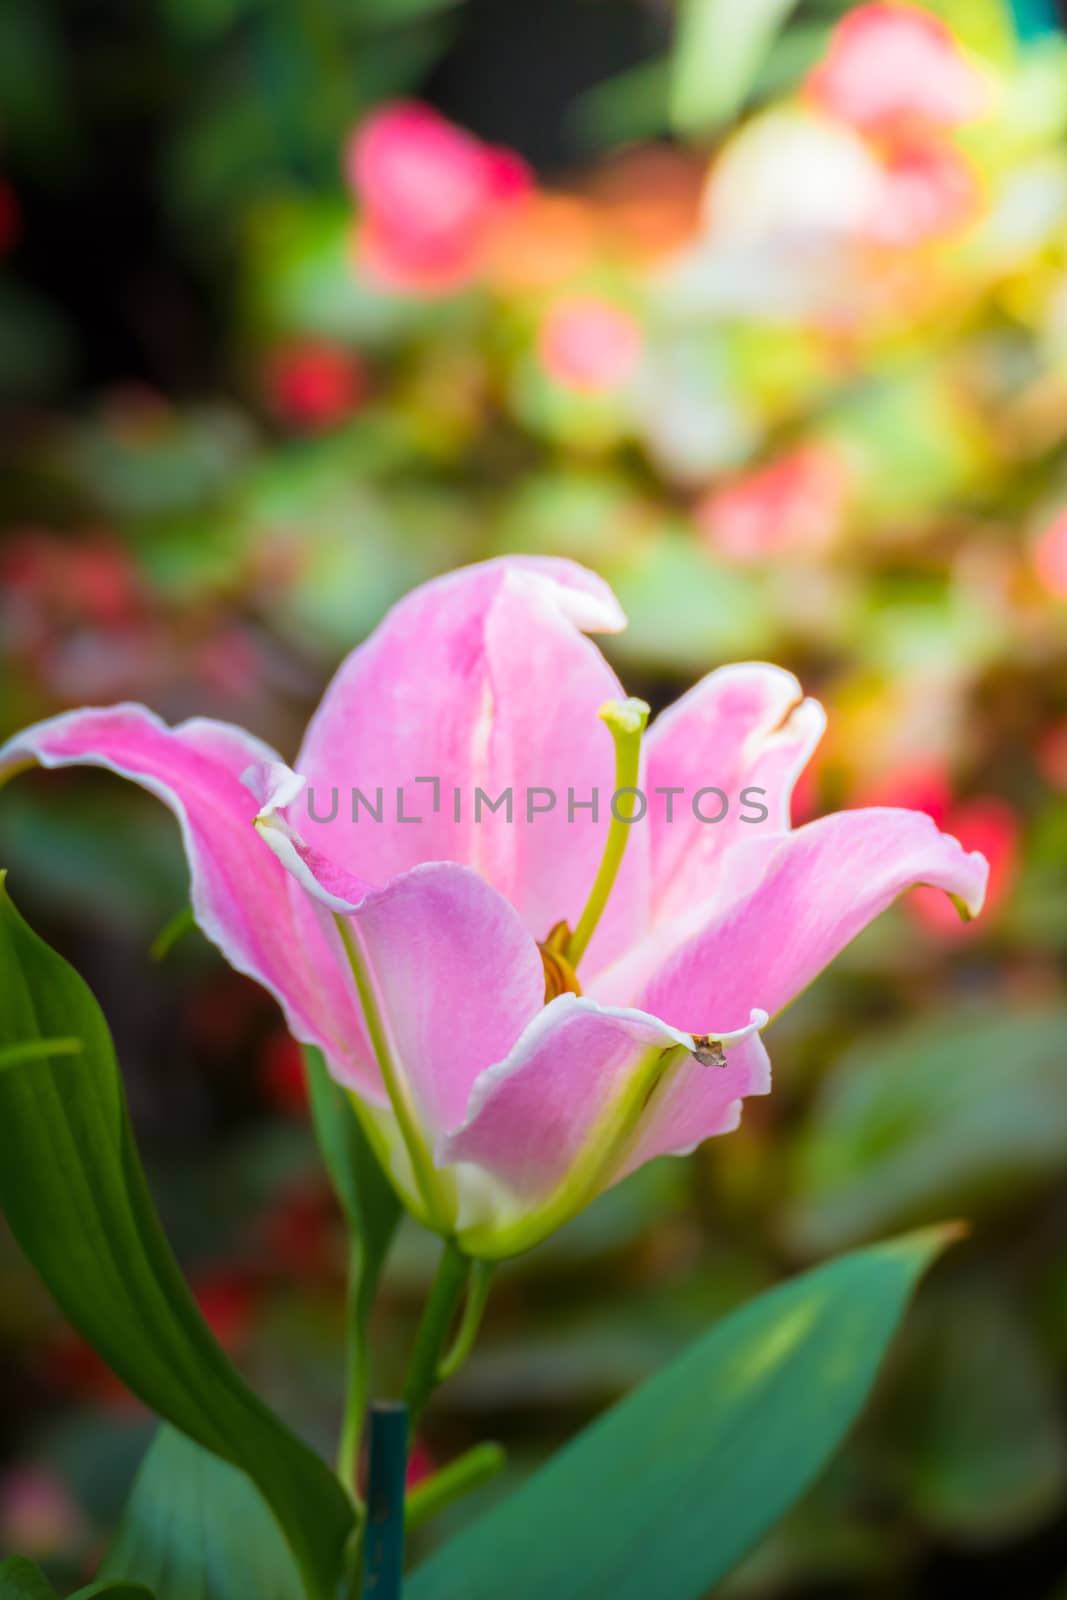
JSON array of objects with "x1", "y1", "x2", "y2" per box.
[
  {"x1": 334, "y1": 915, "x2": 450, "y2": 1229},
  {"x1": 405, "y1": 1443, "x2": 507, "y2": 1533},
  {"x1": 566, "y1": 698, "x2": 650, "y2": 968},
  {"x1": 337, "y1": 1237, "x2": 371, "y2": 1499},
  {"x1": 402, "y1": 1239, "x2": 471, "y2": 1435},
  {"x1": 436, "y1": 1261, "x2": 494, "y2": 1382}
]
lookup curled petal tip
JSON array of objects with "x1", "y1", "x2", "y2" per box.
[{"x1": 242, "y1": 760, "x2": 306, "y2": 815}]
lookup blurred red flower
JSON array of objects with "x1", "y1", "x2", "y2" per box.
[
  {"x1": 1038, "y1": 719, "x2": 1067, "y2": 790},
  {"x1": 909, "y1": 796, "x2": 1019, "y2": 936},
  {"x1": 0, "y1": 178, "x2": 20, "y2": 255},
  {"x1": 854, "y1": 756, "x2": 954, "y2": 826},
  {"x1": 266, "y1": 342, "x2": 366, "y2": 431},
  {"x1": 260, "y1": 1028, "x2": 308, "y2": 1115}
]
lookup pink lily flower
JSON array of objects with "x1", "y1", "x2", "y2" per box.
[{"x1": 0, "y1": 558, "x2": 987, "y2": 1256}]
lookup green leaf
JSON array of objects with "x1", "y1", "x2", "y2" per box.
[
  {"x1": 408, "y1": 1228, "x2": 956, "y2": 1600},
  {"x1": 0, "y1": 1559, "x2": 151, "y2": 1600},
  {"x1": 670, "y1": 0, "x2": 804, "y2": 134},
  {"x1": 0, "y1": 879, "x2": 355, "y2": 1600},
  {"x1": 99, "y1": 1426, "x2": 303, "y2": 1600},
  {"x1": 0, "y1": 1560, "x2": 58, "y2": 1600},
  {"x1": 303, "y1": 1044, "x2": 400, "y2": 1249},
  {"x1": 71, "y1": 1585, "x2": 154, "y2": 1599},
  {"x1": 573, "y1": 59, "x2": 672, "y2": 148},
  {"x1": 787, "y1": 1006, "x2": 1067, "y2": 1254}
]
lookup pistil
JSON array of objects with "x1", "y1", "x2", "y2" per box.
[{"x1": 566, "y1": 697, "x2": 649, "y2": 969}]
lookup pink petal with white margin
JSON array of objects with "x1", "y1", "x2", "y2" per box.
[
  {"x1": 440, "y1": 997, "x2": 767, "y2": 1254},
  {"x1": 613, "y1": 1023, "x2": 770, "y2": 1184},
  {"x1": 296, "y1": 556, "x2": 648, "y2": 971},
  {"x1": 0, "y1": 706, "x2": 377, "y2": 1095},
  {"x1": 591, "y1": 807, "x2": 988, "y2": 1032},
  {"x1": 645, "y1": 663, "x2": 825, "y2": 925}
]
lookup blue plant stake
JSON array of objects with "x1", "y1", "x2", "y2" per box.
[{"x1": 361, "y1": 1401, "x2": 409, "y2": 1599}]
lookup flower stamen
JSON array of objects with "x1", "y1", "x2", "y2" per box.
[{"x1": 538, "y1": 920, "x2": 583, "y2": 1001}]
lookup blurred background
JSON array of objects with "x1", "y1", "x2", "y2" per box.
[{"x1": 2, "y1": 0, "x2": 1067, "y2": 1593}]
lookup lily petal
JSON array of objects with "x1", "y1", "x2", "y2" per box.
[
  {"x1": 0, "y1": 706, "x2": 374, "y2": 1091},
  {"x1": 646, "y1": 664, "x2": 825, "y2": 925},
  {"x1": 296, "y1": 556, "x2": 647, "y2": 967},
  {"x1": 591, "y1": 807, "x2": 988, "y2": 1031},
  {"x1": 440, "y1": 997, "x2": 767, "y2": 1256},
  {"x1": 339, "y1": 861, "x2": 546, "y2": 1139}
]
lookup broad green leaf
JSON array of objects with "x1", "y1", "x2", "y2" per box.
[
  {"x1": 670, "y1": 0, "x2": 804, "y2": 135},
  {"x1": 100, "y1": 1427, "x2": 302, "y2": 1600},
  {"x1": 787, "y1": 1006, "x2": 1067, "y2": 1253},
  {"x1": 407, "y1": 1228, "x2": 956, "y2": 1600},
  {"x1": 0, "y1": 880, "x2": 354, "y2": 1600}
]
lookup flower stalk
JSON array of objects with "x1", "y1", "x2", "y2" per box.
[{"x1": 402, "y1": 1237, "x2": 472, "y2": 1434}]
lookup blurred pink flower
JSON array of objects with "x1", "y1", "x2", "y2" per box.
[
  {"x1": 191, "y1": 1270, "x2": 260, "y2": 1354},
  {"x1": 347, "y1": 102, "x2": 531, "y2": 295},
  {"x1": 1033, "y1": 507, "x2": 1067, "y2": 598},
  {"x1": 869, "y1": 137, "x2": 980, "y2": 247},
  {"x1": 807, "y1": 3, "x2": 987, "y2": 135},
  {"x1": 0, "y1": 558, "x2": 987, "y2": 1254},
  {"x1": 697, "y1": 447, "x2": 850, "y2": 563},
  {"x1": 0, "y1": 1467, "x2": 84, "y2": 1557},
  {"x1": 537, "y1": 295, "x2": 643, "y2": 393},
  {"x1": 266, "y1": 342, "x2": 365, "y2": 430},
  {"x1": 195, "y1": 627, "x2": 261, "y2": 700}
]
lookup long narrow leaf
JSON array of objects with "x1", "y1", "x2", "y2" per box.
[{"x1": 0, "y1": 879, "x2": 354, "y2": 1600}]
